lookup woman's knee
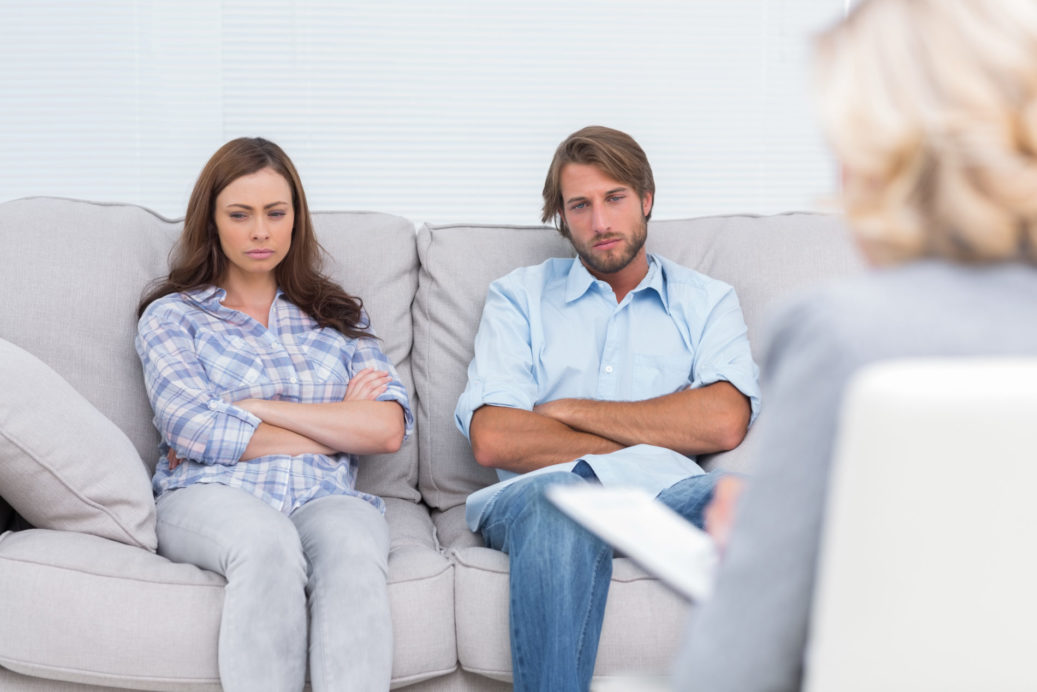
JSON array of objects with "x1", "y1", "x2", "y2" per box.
[{"x1": 293, "y1": 496, "x2": 389, "y2": 571}]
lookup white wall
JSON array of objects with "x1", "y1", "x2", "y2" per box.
[{"x1": 0, "y1": 0, "x2": 845, "y2": 224}]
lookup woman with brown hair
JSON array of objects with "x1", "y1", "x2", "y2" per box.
[{"x1": 136, "y1": 137, "x2": 410, "y2": 691}]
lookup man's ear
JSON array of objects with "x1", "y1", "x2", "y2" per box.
[
  {"x1": 558, "y1": 211, "x2": 569, "y2": 237},
  {"x1": 642, "y1": 192, "x2": 653, "y2": 217}
]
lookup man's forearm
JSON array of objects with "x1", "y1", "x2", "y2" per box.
[
  {"x1": 534, "y1": 381, "x2": 751, "y2": 456},
  {"x1": 469, "y1": 405, "x2": 624, "y2": 473}
]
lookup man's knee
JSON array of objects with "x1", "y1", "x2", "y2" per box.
[{"x1": 483, "y1": 472, "x2": 600, "y2": 554}]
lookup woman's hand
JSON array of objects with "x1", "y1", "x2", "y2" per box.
[
  {"x1": 705, "y1": 474, "x2": 745, "y2": 553},
  {"x1": 344, "y1": 368, "x2": 391, "y2": 401},
  {"x1": 167, "y1": 447, "x2": 185, "y2": 470}
]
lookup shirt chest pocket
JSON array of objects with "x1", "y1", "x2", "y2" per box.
[
  {"x1": 281, "y1": 330, "x2": 349, "y2": 385},
  {"x1": 196, "y1": 336, "x2": 266, "y2": 389},
  {"x1": 631, "y1": 353, "x2": 693, "y2": 400}
]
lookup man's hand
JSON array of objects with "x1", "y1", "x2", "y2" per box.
[
  {"x1": 704, "y1": 474, "x2": 745, "y2": 553},
  {"x1": 531, "y1": 398, "x2": 577, "y2": 421}
]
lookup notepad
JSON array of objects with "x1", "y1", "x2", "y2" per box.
[{"x1": 546, "y1": 484, "x2": 718, "y2": 602}]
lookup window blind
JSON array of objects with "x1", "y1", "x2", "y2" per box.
[{"x1": 0, "y1": 0, "x2": 845, "y2": 224}]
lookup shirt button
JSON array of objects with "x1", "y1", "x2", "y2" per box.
[
  {"x1": 207, "y1": 401, "x2": 218, "y2": 410},
  {"x1": 604, "y1": 365, "x2": 614, "y2": 374},
  {"x1": 290, "y1": 376, "x2": 298, "y2": 384}
]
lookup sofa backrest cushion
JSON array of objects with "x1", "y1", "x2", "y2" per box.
[
  {"x1": 413, "y1": 213, "x2": 863, "y2": 511},
  {"x1": 0, "y1": 198, "x2": 181, "y2": 476},
  {"x1": 311, "y1": 210, "x2": 420, "y2": 500},
  {"x1": 0, "y1": 198, "x2": 420, "y2": 504}
]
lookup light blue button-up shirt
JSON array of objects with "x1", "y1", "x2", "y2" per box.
[{"x1": 455, "y1": 254, "x2": 760, "y2": 530}]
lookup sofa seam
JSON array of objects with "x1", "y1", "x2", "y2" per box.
[
  {"x1": 10, "y1": 196, "x2": 181, "y2": 223},
  {"x1": 424, "y1": 211, "x2": 830, "y2": 233},
  {"x1": 0, "y1": 553, "x2": 225, "y2": 588},
  {"x1": 0, "y1": 655, "x2": 219, "y2": 685},
  {"x1": 420, "y1": 227, "x2": 444, "y2": 499}
]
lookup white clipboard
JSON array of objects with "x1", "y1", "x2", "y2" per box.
[{"x1": 546, "y1": 484, "x2": 718, "y2": 602}]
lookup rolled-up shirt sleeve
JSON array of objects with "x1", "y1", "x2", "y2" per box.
[
  {"x1": 687, "y1": 281, "x2": 761, "y2": 424},
  {"x1": 136, "y1": 310, "x2": 260, "y2": 465},
  {"x1": 454, "y1": 276, "x2": 539, "y2": 440},
  {"x1": 349, "y1": 334, "x2": 414, "y2": 439}
]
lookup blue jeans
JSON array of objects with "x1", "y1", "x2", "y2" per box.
[
  {"x1": 478, "y1": 469, "x2": 720, "y2": 692},
  {"x1": 156, "y1": 484, "x2": 392, "y2": 692}
]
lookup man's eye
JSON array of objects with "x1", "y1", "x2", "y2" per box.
[
  {"x1": 607, "y1": 195, "x2": 624, "y2": 203},
  {"x1": 570, "y1": 202, "x2": 587, "y2": 211}
]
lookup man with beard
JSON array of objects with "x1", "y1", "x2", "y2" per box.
[{"x1": 454, "y1": 126, "x2": 760, "y2": 692}]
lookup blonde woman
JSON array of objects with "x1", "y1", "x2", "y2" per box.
[{"x1": 676, "y1": 0, "x2": 1037, "y2": 689}]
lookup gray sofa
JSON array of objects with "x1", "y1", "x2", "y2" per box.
[{"x1": 0, "y1": 197, "x2": 862, "y2": 691}]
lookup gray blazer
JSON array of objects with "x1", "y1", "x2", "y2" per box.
[{"x1": 674, "y1": 260, "x2": 1037, "y2": 691}]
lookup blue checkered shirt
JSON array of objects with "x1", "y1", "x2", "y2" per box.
[{"x1": 136, "y1": 286, "x2": 413, "y2": 515}]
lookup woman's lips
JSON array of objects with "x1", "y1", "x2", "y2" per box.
[{"x1": 246, "y1": 249, "x2": 275, "y2": 259}]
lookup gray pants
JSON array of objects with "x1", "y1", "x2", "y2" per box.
[{"x1": 156, "y1": 484, "x2": 392, "y2": 692}]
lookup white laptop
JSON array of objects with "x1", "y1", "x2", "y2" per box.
[{"x1": 546, "y1": 484, "x2": 718, "y2": 602}]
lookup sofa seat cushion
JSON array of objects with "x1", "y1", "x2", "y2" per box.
[
  {"x1": 382, "y1": 498, "x2": 459, "y2": 686},
  {"x1": 441, "y1": 493, "x2": 689, "y2": 683},
  {"x1": 0, "y1": 528, "x2": 225, "y2": 690},
  {"x1": 0, "y1": 338, "x2": 157, "y2": 550},
  {"x1": 0, "y1": 498, "x2": 454, "y2": 690},
  {"x1": 451, "y1": 544, "x2": 689, "y2": 683}
]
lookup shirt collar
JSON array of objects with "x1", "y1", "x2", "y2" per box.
[
  {"x1": 184, "y1": 285, "x2": 226, "y2": 307},
  {"x1": 564, "y1": 253, "x2": 667, "y2": 308},
  {"x1": 182, "y1": 285, "x2": 285, "y2": 310}
]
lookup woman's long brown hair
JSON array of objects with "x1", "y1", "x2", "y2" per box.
[{"x1": 138, "y1": 137, "x2": 369, "y2": 339}]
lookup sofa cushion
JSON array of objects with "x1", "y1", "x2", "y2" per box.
[
  {"x1": 383, "y1": 498, "x2": 459, "y2": 686},
  {"x1": 0, "y1": 198, "x2": 180, "y2": 477},
  {"x1": 0, "y1": 338, "x2": 157, "y2": 550},
  {"x1": 313, "y1": 211, "x2": 421, "y2": 502},
  {"x1": 0, "y1": 528, "x2": 224, "y2": 690},
  {"x1": 644, "y1": 213, "x2": 863, "y2": 364},
  {"x1": 452, "y1": 544, "x2": 689, "y2": 682},
  {"x1": 412, "y1": 223, "x2": 574, "y2": 511},
  {"x1": 412, "y1": 214, "x2": 863, "y2": 510}
]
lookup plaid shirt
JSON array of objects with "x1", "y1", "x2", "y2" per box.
[{"x1": 136, "y1": 286, "x2": 412, "y2": 515}]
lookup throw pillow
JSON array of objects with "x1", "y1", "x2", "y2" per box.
[{"x1": 0, "y1": 338, "x2": 157, "y2": 550}]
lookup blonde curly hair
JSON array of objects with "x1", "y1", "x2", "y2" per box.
[{"x1": 815, "y1": 0, "x2": 1037, "y2": 265}]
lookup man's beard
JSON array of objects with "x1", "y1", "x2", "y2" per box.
[{"x1": 573, "y1": 216, "x2": 648, "y2": 275}]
